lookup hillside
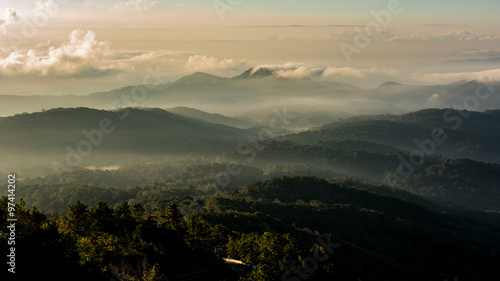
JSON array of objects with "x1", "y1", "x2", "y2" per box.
[
  {"x1": 3, "y1": 107, "x2": 500, "y2": 210},
  {"x1": 0, "y1": 107, "x2": 252, "y2": 176},
  {"x1": 166, "y1": 106, "x2": 255, "y2": 128},
  {"x1": 7, "y1": 176, "x2": 500, "y2": 281},
  {"x1": 284, "y1": 109, "x2": 500, "y2": 163}
]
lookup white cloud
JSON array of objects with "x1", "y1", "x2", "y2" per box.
[
  {"x1": 258, "y1": 62, "x2": 323, "y2": 79},
  {"x1": 114, "y1": 0, "x2": 163, "y2": 12},
  {"x1": 425, "y1": 93, "x2": 442, "y2": 107},
  {"x1": 322, "y1": 66, "x2": 363, "y2": 78},
  {"x1": 184, "y1": 55, "x2": 246, "y2": 72},
  {"x1": 251, "y1": 62, "x2": 364, "y2": 79},
  {"x1": 417, "y1": 69, "x2": 500, "y2": 84},
  {"x1": 0, "y1": 30, "x2": 131, "y2": 76},
  {"x1": 384, "y1": 29, "x2": 500, "y2": 42},
  {"x1": 83, "y1": 1, "x2": 107, "y2": 10},
  {"x1": 439, "y1": 30, "x2": 499, "y2": 41},
  {"x1": 84, "y1": 0, "x2": 165, "y2": 13},
  {"x1": 0, "y1": 8, "x2": 20, "y2": 35},
  {"x1": 0, "y1": 8, "x2": 20, "y2": 26},
  {"x1": 460, "y1": 49, "x2": 500, "y2": 56},
  {"x1": 125, "y1": 51, "x2": 176, "y2": 62},
  {"x1": 332, "y1": 29, "x2": 500, "y2": 42},
  {"x1": 34, "y1": 0, "x2": 59, "y2": 13}
]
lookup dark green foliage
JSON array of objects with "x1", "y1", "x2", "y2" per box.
[
  {"x1": 403, "y1": 158, "x2": 500, "y2": 210},
  {"x1": 285, "y1": 109, "x2": 500, "y2": 163},
  {"x1": 2, "y1": 108, "x2": 500, "y2": 281},
  {"x1": 2, "y1": 174, "x2": 500, "y2": 280},
  {"x1": 0, "y1": 198, "x2": 229, "y2": 281}
]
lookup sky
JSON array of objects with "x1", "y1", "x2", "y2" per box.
[{"x1": 0, "y1": 0, "x2": 499, "y2": 95}]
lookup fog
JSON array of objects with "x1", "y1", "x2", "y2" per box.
[{"x1": 1, "y1": 67, "x2": 499, "y2": 119}]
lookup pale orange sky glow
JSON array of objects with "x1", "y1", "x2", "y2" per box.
[{"x1": 0, "y1": 0, "x2": 499, "y2": 95}]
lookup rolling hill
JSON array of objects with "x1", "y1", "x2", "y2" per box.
[
  {"x1": 284, "y1": 108, "x2": 500, "y2": 163},
  {"x1": 0, "y1": 107, "x2": 252, "y2": 176}
]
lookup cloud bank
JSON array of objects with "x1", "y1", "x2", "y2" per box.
[
  {"x1": 333, "y1": 29, "x2": 500, "y2": 42},
  {"x1": 185, "y1": 55, "x2": 246, "y2": 72},
  {"x1": 0, "y1": 30, "x2": 132, "y2": 77},
  {"x1": 251, "y1": 63, "x2": 364, "y2": 79},
  {"x1": 418, "y1": 69, "x2": 500, "y2": 84}
]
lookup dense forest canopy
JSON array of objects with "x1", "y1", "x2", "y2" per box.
[{"x1": 2, "y1": 107, "x2": 500, "y2": 280}]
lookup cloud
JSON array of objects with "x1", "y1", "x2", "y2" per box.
[
  {"x1": 125, "y1": 51, "x2": 176, "y2": 62},
  {"x1": 0, "y1": 8, "x2": 20, "y2": 35},
  {"x1": 440, "y1": 30, "x2": 499, "y2": 41},
  {"x1": 0, "y1": 8, "x2": 20, "y2": 26},
  {"x1": 113, "y1": 0, "x2": 164, "y2": 12},
  {"x1": 384, "y1": 29, "x2": 500, "y2": 42},
  {"x1": 251, "y1": 62, "x2": 364, "y2": 79},
  {"x1": 0, "y1": 30, "x2": 132, "y2": 76},
  {"x1": 417, "y1": 69, "x2": 500, "y2": 84},
  {"x1": 84, "y1": 0, "x2": 165, "y2": 13},
  {"x1": 322, "y1": 66, "x2": 364, "y2": 79},
  {"x1": 184, "y1": 55, "x2": 246, "y2": 72},
  {"x1": 332, "y1": 29, "x2": 500, "y2": 42},
  {"x1": 460, "y1": 49, "x2": 500, "y2": 56},
  {"x1": 83, "y1": 1, "x2": 107, "y2": 10},
  {"x1": 255, "y1": 62, "x2": 323, "y2": 79},
  {"x1": 34, "y1": 0, "x2": 60, "y2": 13},
  {"x1": 35, "y1": 40, "x2": 52, "y2": 49}
]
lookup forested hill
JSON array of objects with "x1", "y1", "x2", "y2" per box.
[
  {"x1": 3, "y1": 176, "x2": 500, "y2": 281},
  {"x1": 0, "y1": 107, "x2": 251, "y2": 155},
  {"x1": 284, "y1": 109, "x2": 500, "y2": 163}
]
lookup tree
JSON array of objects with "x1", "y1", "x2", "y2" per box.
[
  {"x1": 89, "y1": 201, "x2": 114, "y2": 232},
  {"x1": 59, "y1": 201, "x2": 90, "y2": 236},
  {"x1": 164, "y1": 203, "x2": 185, "y2": 232},
  {"x1": 114, "y1": 202, "x2": 134, "y2": 231},
  {"x1": 132, "y1": 203, "x2": 145, "y2": 220},
  {"x1": 143, "y1": 263, "x2": 168, "y2": 281}
]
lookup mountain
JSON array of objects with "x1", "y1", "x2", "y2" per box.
[
  {"x1": 235, "y1": 67, "x2": 276, "y2": 79},
  {"x1": 1, "y1": 68, "x2": 498, "y2": 119},
  {"x1": 225, "y1": 138, "x2": 500, "y2": 210},
  {"x1": 171, "y1": 72, "x2": 228, "y2": 85},
  {"x1": 236, "y1": 105, "x2": 354, "y2": 130},
  {"x1": 3, "y1": 107, "x2": 500, "y2": 210},
  {"x1": 0, "y1": 107, "x2": 252, "y2": 175},
  {"x1": 284, "y1": 108, "x2": 500, "y2": 163},
  {"x1": 166, "y1": 106, "x2": 256, "y2": 128},
  {"x1": 375, "y1": 81, "x2": 413, "y2": 91}
]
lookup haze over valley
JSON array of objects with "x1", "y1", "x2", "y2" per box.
[{"x1": 1, "y1": 1, "x2": 500, "y2": 281}]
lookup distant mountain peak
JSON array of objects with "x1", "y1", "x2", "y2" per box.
[
  {"x1": 235, "y1": 67, "x2": 276, "y2": 79},
  {"x1": 378, "y1": 81, "x2": 404, "y2": 88},
  {"x1": 173, "y1": 72, "x2": 226, "y2": 85}
]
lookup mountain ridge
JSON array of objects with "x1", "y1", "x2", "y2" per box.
[{"x1": 0, "y1": 67, "x2": 499, "y2": 117}]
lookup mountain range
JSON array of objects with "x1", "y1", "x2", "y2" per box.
[
  {"x1": 2, "y1": 106, "x2": 500, "y2": 210},
  {"x1": 2, "y1": 72, "x2": 500, "y2": 280},
  {"x1": 1, "y1": 67, "x2": 499, "y2": 120}
]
